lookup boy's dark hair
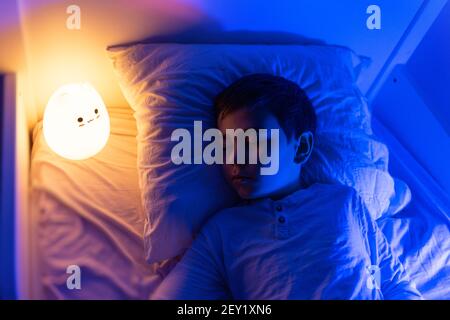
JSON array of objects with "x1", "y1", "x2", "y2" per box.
[{"x1": 214, "y1": 73, "x2": 317, "y2": 139}]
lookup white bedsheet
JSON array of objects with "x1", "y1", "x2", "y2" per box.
[
  {"x1": 31, "y1": 106, "x2": 163, "y2": 299},
  {"x1": 30, "y1": 106, "x2": 448, "y2": 299}
]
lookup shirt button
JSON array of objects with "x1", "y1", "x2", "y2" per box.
[
  {"x1": 275, "y1": 204, "x2": 283, "y2": 212},
  {"x1": 278, "y1": 216, "x2": 286, "y2": 224}
]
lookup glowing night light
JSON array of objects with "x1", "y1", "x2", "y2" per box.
[{"x1": 43, "y1": 83, "x2": 110, "y2": 160}]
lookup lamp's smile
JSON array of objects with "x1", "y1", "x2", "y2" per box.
[{"x1": 78, "y1": 111, "x2": 101, "y2": 127}]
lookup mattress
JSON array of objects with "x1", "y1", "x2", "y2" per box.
[
  {"x1": 31, "y1": 106, "x2": 163, "y2": 299},
  {"x1": 30, "y1": 106, "x2": 449, "y2": 299}
]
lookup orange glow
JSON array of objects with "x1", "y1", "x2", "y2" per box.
[{"x1": 16, "y1": 0, "x2": 209, "y2": 126}]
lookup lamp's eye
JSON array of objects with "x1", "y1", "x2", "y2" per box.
[
  {"x1": 94, "y1": 108, "x2": 98, "y2": 114},
  {"x1": 77, "y1": 117, "x2": 83, "y2": 123}
]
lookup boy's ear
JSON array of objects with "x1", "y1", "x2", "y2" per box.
[{"x1": 294, "y1": 131, "x2": 314, "y2": 165}]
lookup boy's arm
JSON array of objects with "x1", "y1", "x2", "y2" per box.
[
  {"x1": 355, "y1": 194, "x2": 423, "y2": 300},
  {"x1": 151, "y1": 220, "x2": 231, "y2": 300}
]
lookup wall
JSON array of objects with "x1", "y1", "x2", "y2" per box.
[
  {"x1": 0, "y1": 0, "x2": 25, "y2": 72},
  {"x1": 10, "y1": 0, "x2": 427, "y2": 129}
]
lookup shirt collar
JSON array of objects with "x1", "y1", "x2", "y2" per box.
[{"x1": 241, "y1": 183, "x2": 322, "y2": 207}]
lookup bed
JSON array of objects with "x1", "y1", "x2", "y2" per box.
[
  {"x1": 30, "y1": 103, "x2": 449, "y2": 299},
  {"x1": 2, "y1": 0, "x2": 442, "y2": 300}
]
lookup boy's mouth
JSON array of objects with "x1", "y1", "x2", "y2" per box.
[{"x1": 231, "y1": 175, "x2": 253, "y2": 184}]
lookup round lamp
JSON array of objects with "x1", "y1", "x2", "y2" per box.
[{"x1": 43, "y1": 82, "x2": 110, "y2": 160}]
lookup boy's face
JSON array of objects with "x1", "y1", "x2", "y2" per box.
[{"x1": 218, "y1": 108, "x2": 306, "y2": 200}]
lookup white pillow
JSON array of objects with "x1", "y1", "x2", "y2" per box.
[{"x1": 108, "y1": 43, "x2": 408, "y2": 264}]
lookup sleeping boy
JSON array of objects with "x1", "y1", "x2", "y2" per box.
[{"x1": 152, "y1": 74, "x2": 422, "y2": 300}]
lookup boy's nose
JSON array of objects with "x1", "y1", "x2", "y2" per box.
[
  {"x1": 231, "y1": 164, "x2": 239, "y2": 175},
  {"x1": 225, "y1": 145, "x2": 238, "y2": 164}
]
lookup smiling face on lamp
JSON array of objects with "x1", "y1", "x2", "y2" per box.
[{"x1": 43, "y1": 83, "x2": 110, "y2": 160}]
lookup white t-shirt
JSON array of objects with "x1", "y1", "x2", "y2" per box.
[{"x1": 152, "y1": 183, "x2": 422, "y2": 300}]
